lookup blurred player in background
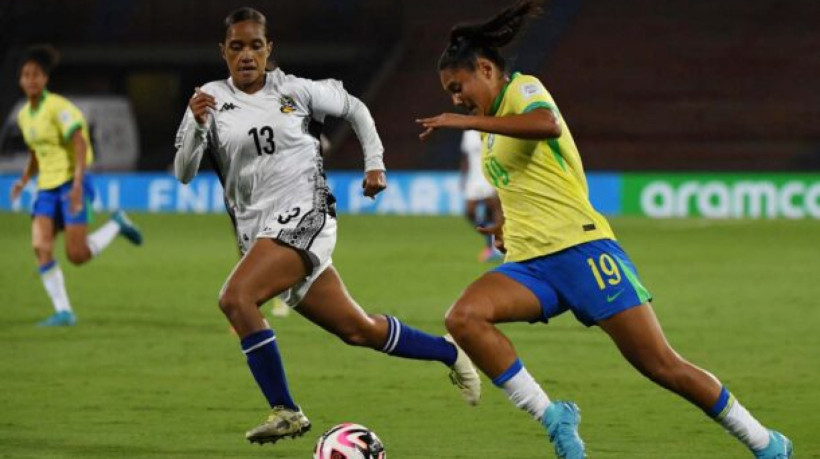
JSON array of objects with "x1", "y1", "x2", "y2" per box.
[
  {"x1": 460, "y1": 129, "x2": 503, "y2": 262},
  {"x1": 417, "y1": 1, "x2": 792, "y2": 458},
  {"x1": 10, "y1": 45, "x2": 143, "y2": 327},
  {"x1": 174, "y1": 7, "x2": 479, "y2": 446}
]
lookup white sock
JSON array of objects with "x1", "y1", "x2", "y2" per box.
[
  {"x1": 40, "y1": 263, "x2": 72, "y2": 313},
  {"x1": 497, "y1": 363, "x2": 552, "y2": 420},
  {"x1": 715, "y1": 394, "x2": 770, "y2": 451},
  {"x1": 87, "y1": 220, "x2": 120, "y2": 257}
]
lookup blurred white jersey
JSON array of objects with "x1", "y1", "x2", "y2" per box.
[
  {"x1": 174, "y1": 68, "x2": 384, "y2": 269},
  {"x1": 461, "y1": 129, "x2": 496, "y2": 201}
]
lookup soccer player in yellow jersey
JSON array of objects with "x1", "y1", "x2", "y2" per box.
[
  {"x1": 10, "y1": 45, "x2": 143, "y2": 326},
  {"x1": 417, "y1": 2, "x2": 791, "y2": 458}
]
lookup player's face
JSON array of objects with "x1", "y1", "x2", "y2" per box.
[
  {"x1": 440, "y1": 65, "x2": 495, "y2": 116},
  {"x1": 221, "y1": 20, "x2": 272, "y2": 92},
  {"x1": 19, "y1": 61, "x2": 48, "y2": 99}
]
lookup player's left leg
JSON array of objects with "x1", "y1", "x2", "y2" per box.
[
  {"x1": 599, "y1": 303, "x2": 792, "y2": 457},
  {"x1": 295, "y1": 265, "x2": 481, "y2": 405},
  {"x1": 64, "y1": 211, "x2": 143, "y2": 265},
  {"x1": 62, "y1": 178, "x2": 142, "y2": 265}
]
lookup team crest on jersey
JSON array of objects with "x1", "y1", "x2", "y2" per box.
[
  {"x1": 58, "y1": 110, "x2": 73, "y2": 124},
  {"x1": 280, "y1": 95, "x2": 297, "y2": 114}
]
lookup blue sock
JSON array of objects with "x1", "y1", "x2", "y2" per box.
[
  {"x1": 381, "y1": 316, "x2": 457, "y2": 366},
  {"x1": 241, "y1": 329, "x2": 297, "y2": 410},
  {"x1": 39, "y1": 260, "x2": 56, "y2": 274},
  {"x1": 491, "y1": 358, "x2": 523, "y2": 387},
  {"x1": 706, "y1": 386, "x2": 733, "y2": 419}
]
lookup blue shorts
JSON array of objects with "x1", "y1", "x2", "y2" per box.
[
  {"x1": 31, "y1": 176, "x2": 96, "y2": 228},
  {"x1": 493, "y1": 239, "x2": 652, "y2": 326}
]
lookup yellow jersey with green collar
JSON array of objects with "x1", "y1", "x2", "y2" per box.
[
  {"x1": 17, "y1": 91, "x2": 94, "y2": 190},
  {"x1": 482, "y1": 73, "x2": 614, "y2": 262}
]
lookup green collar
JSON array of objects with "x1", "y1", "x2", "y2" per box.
[
  {"x1": 28, "y1": 90, "x2": 48, "y2": 117},
  {"x1": 488, "y1": 72, "x2": 519, "y2": 116}
]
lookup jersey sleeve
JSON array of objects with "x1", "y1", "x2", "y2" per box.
[
  {"x1": 508, "y1": 76, "x2": 561, "y2": 120},
  {"x1": 53, "y1": 98, "x2": 86, "y2": 142},
  {"x1": 173, "y1": 106, "x2": 213, "y2": 184},
  {"x1": 286, "y1": 78, "x2": 350, "y2": 122}
]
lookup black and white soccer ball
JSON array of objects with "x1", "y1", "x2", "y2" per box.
[{"x1": 313, "y1": 423, "x2": 386, "y2": 459}]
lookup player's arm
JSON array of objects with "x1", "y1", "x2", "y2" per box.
[
  {"x1": 68, "y1": 130, "x2": 88, "y2": 213},
  {"x1": 11, "y1": 150, "x2": 38, "y2": 201},
  {"x1": 174, "y1": 88, "x2": 216, "y2": 184},
  {"x1": 308, "y1": 80, "x2": 386, "y2": 198},
  {"x1": 417, "y1": 108, "x2": 560, "y2": 141}
]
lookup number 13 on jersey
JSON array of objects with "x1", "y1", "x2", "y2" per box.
[{"x1": 249, "y1": 126, "x2": 275, "y2": 155}]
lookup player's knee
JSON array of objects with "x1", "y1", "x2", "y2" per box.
[
  {"x1": 445, "y1": 299, "x2": 484, "y2": 338},
  {"x1": 218, "y1": 285, "x2": 247, "y2": 318},
  {"x1": 66, "y1": 246, "x2": 90, "y2": 265}
]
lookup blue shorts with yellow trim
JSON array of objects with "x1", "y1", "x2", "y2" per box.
[
  {"x1": 32, "y1": 175, "x2": 95, "y2": 228},
  {"x1": 492, "y1": 239, "x2": 652, "y2": 327}
]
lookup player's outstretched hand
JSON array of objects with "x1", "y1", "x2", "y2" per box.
[
  {"x1": 10, "y1": 180, "x2": 25, "y2": 201},
  {"x1": 189, "y1": 87, "x2": 217, "y2": 126},
  {"x1": 362, "y1": 170, "x2": 387, "y2": 199},
  {"x1": 416, "y1": 113, "x2": 471, "y2": 141},
  {"x1": 477, "y1": 223, "x2": 506, "y2": 254}
]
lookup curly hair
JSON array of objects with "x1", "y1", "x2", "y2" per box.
[{"x1": 438, "y1": 0, "x2": 542, "y2": 72}]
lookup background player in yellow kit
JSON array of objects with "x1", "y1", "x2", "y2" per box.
[
  {"x1": 417, "y1": 2, "x2": 792, "y2": 458},
  {"x1": 11, "y1": 45, "x2": 143, "y2": 326}
]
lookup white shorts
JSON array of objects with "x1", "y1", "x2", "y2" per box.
[
  {"x1": 237, "y1": 208, "x2": 337, "y2": 308},
  {"x1": 463, "y1": 177, "x2": 496, "y2": 201}
]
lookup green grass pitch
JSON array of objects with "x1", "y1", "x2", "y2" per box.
[{"x1": 1, "y1": 213, "x2": 818, "y2": 458}]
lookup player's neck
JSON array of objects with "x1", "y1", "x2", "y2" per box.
[
  {"x1": 235, "y1": 74, "x2": 266, "y2": 94},
  {"x1": 28, "y1": 90, "x2": 45, "y2": 110}
]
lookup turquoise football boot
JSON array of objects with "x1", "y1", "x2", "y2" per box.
[
  {"x1": 753, "y1": 430, "x2": 793, "y2": 459},
  {"x1": 542, "y1": 401, "x2": 586, "y2": 459},
  {"x1": 113, "y1": 210, "x2": 143, "y2": 246},
  {"x1": 37, "y1": 311, "x2": 76, "y2": 327}
]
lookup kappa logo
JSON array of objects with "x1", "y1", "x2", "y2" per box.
[{"x1": 220, "y1": 102, "x2": 239, "y2": 112}]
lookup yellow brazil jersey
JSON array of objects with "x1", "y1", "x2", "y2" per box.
[
  {"x1": 17, "y1": 91, "x2": 94, "y2": 190},
  {"x1": 482, "y1": 73, "x2": 614, "y2": 262}
]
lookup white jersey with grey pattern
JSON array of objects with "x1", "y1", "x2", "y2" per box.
[{"x1": 174, "y1": 69, "x2": 384, "y2": 254}]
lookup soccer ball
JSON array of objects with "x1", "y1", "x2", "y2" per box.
[{"x1": 313, "y1": 423, "x2": 386, "y2": 459}]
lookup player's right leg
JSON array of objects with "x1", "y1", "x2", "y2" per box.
[
  {"x1": 599, "y1": 304, "x2": 792, "y2": 457},
  {"x1": 219, "y1": 238, "x2": 312, "y2": 444},
  {"x1": 31, "y1": 196, "x2": 76, "y2": 326},
  {"x1": 61, "y1": 176, "x2": 142, "y2": 265},
  {"x1": 445, "y1": 272, "x2": 585, "y2": 459}
]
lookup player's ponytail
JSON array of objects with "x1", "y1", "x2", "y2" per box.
[
  {"x1": 438, "y1": 0, "x2": 542, "y2": 72},
  {"x1": 20, "y1": 44, "x2": 60, "y2": 76}
]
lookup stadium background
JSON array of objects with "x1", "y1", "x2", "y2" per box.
[
  {"x1": 1, "y1": 0, "x2": 819, "y2": 218},
  {"x1": 1, "y1": 1, "x2": 819, "y2": 458}
]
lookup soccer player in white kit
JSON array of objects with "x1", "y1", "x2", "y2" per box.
[
  {"x1": 460, "y1": 129, "x2": 503, "y2": 262},
  {"x1": 173, "y1": 7, "x2": 480, "y2": 445}
]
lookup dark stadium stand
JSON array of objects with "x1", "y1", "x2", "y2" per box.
[{"x1": 1, "y1": 0, "x2": 818, "y2": 171}]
